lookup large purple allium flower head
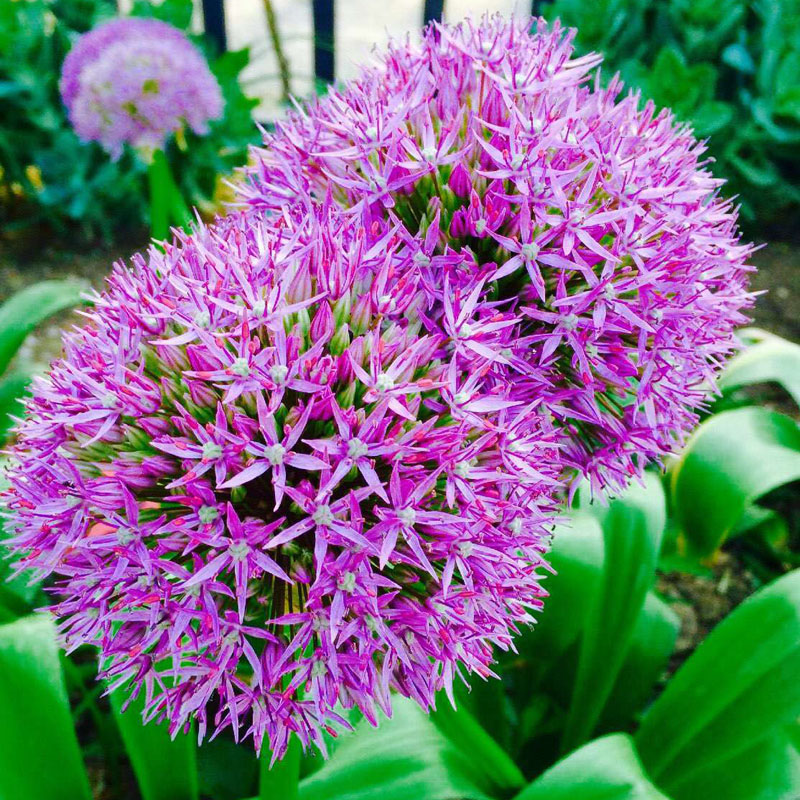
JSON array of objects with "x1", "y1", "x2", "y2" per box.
[
  {"x1": 2, "y1": 202, "x2": 560, "y2": 756},
  {"x1": 241, "y1": 15, "x2": 755, "y2": 494},
  {"x1": 60, "y1": 17, "x2": 223, "y2": 156}
]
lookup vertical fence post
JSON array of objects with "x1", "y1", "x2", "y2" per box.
[
  {"x1": 423, "y1": 0, "x2": 444, "y2": 25},
  {"x1": 201, "y1": 0, "x2": 227, "y2": 52},
  {"x1": 312, "y1": 0, "x2": 335, "y2": 85},
  {"x1": 531, "y1": 0, "x2": 553, "y2": 17}
]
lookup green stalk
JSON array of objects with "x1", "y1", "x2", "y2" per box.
[
  {"x1": 259, "y1": 736, "x2": 301, "y2": 800},
  {"x1": 147, "y1": 148, "x2": 192, "y2": 241}
]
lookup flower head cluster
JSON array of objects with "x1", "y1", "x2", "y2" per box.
[
  {"x1": 241, "y1": 15, "x2": 754, "y2": 493},
  {"x1": 2, "y1": 202, "x2": 559, "y2": 756},
  {"x1": 60, "y1": 17, "x2": 223, "y2": 156}
]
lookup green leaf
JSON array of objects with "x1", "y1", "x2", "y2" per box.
[
  {"x1": 719, "y1": 329, "x2": 800, "y2": 408},
  {"x1": 666, "y1": 724, "x2": 800, "y2": 800},
  {"x1": 110, "y1": 689, "x2": 199, "y2": 800},
  {"x1": 561, "y1": 474, "x2": 665, "y2": 752},
  {"x1": 598, "y1": 592, "x2": 680, "y2": 732},
  {"x1": 721, "y1": 42, "x2": 755, "y2": 73},
  {"x1": 297, "y1": 697, "x2": 494, "y2": 800},
  {"x1": 260, "y1": 738, "x2": 301, "y2": 800},
  {"x1": 670, "y1": 408, "x2": 800, "y2": 557},
  {"x1": 0, "y1": 615, "x2": 91, "y2": 800},
  {"x1": 513, "y1": 734, "x2": 668, "y2": 800},
  {"x1": 0, "y1": 368, "x2": 31, "y2": 443},
  {"x1": 524, "y1": 512, "x2": 605, "y2": 661},
  {"x1": 430, "y1": 697, "x2": 525, "y2": 794},
  {"x1": 690, "y1": 100, "x2": 734, "y2": 136},
  {"x1": 0, "y1": 279, "x2": 88, "y2": 376},
  {"x1": 636, "y1": 569, "x2": 800, "y2": 793}
]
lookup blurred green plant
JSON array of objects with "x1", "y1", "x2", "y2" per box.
[
  {"x1": 0, "y1": 279, "x2": 88, "y2": 444},
  {"x1": 542, "y1": 0, "x2": 800, "y2": 228},
  {"x1": 0, "y1": 0, "x2": 258, "y2": 242}
]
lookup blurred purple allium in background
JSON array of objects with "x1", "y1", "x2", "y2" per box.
[
  {"x1": 241, "y1": 15, "x2": 755, "y2": 494},
  {"x1": 60, "y1": 17, "x2": 223, "y2": 156},
  {"x1": 2, "y1": 202, "x2": 560, "y2": 756}
]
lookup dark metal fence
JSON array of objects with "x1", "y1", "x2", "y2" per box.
[{"x1": 199, "y1": 1, "x2": 552, "y2": 85}]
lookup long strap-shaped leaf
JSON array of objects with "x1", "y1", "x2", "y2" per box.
[
  {"x1": 670, "y1": 407, "x2": 800, "y2": 557},
  {"x1": 0, "y1": 614, "x2": 92, "y2": 800},
  {"x1": 296, "y1": 697, "x2": 495, "y2": 800},
  {"x1": 0, "y1": 279, "x2": 88, "y2": 376},
  {"x1": 110, "y1": 689, "x2": 199, "y2": 800},
  {"x1": 561, "y1": 474, "x2": 665, "y2": 752},
  {"x1": 636, "y1": 568, "x2": 800, "y2": 796},
  {"x1": 719, "y1": 328, "x2": 800, "y2": 408},
  {"x1": 513, "y1": 733, "x2": 668, "y2": 800}
]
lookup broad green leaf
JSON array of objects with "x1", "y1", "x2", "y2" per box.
[
  {"x1": 523, "y1": 512, "x2": 604, "y2": 661},
  {"x1": 598, "y1": 592, "x2": 679, "y2": 732},
  {"x1": 297, "y1": 697, "x2": 494, "y2": 800},
  {"x1": 670, "y1": 408, "x2": 800, "y2": 557},
  {"x1": 513, "y1": 734, "x2": 668, "y2": 800},
  {"x1": 197, "y1": 736, "x2": 259, "y2": 800},
  {"x1": 110, "y1": 690, "x2": 199, "y2": 800},
  {"x1": 636, "y1": 569, "x2": 800, "y2": 792},
  {"x1": 430, "y1": 696, "x2": 525, "y2": 794},
  {"x1": 512, "y1": 494, "x2": 674, "y2": 742},
  {"x1": 260, "y1": 738, "x2": 301, "y2": 800},
  {"x1": 0, "y1": 368, "x2": 31, "y2": 443},
  {"x1": 561, "y1": 474, "x2": 665, "y2": 752},
  {"x1": 0, "y1": 279, "x2": 88, "y2": 376},
  {"x1": 719, "y1": 329, "x2": 800, "y2": 408},
  {"x1": 667, "y1": 724, "x2": 800, "y2": 800},
  {"x1": 0, "y1": 615, "x2": 91, "y2": 800}
]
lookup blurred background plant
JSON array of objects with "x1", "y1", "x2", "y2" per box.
[
  {"x1": 0, "y1": 0, "x2": 257, "y2": 242},
  {"x1": 542, "y1": 0, "x2": 800, "y2": 231}
]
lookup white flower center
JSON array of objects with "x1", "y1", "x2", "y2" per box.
[
  {"x1": 116, "y1": 528, "x2": 135, "y2": 545},
  {"x1": 270, "y1": 364, "x2": 289, "y2": 384},
  {"x1": 521, "y1": 242, "x2": 539, "y2": 260},
  {"x1": 252, "y1": 299, "x2": 266, "y2": 317},
  {"x1": 313, "y1": 504, "x2": 334, "y2": 527},
  {"x1": 413, "y1": 251, "x2": 431, "y2": 267},
  {"x1": 264, "y1": 443, "x2": 286, "y2": 466},
  {"x1": 198, "y1": 505, "x2": 219, "y2": 524},
  {"x1": 202, "y1": 441, "x2": 223, "y2": 460},
  {"x1": 311, "y1": 660, "x2": 328, "y2": 677},
  {"x1": 375, "y1": 373, "x2": 394, "y2": 392},
  {"x1": 347, "y1": 437, "x2": 369, "y2": 459},
  {"x1": 229, "y1": 541, "x2": 250, "y2": 561},
  {"x1": 337, "y1": 571, "x2": 356, "y2": 592},
  {"x1": 562, "y1": 314, "x2": 579, "y2": 331},
  {"x1": 231, "y1": 358, "x2": 250, "y2": 377},
  {"x1": 398, "y1": 507, "x2": 417, "y2": 527},
  {"x1": 454, "y1": 461, "x2": 471, "y2": 478}
]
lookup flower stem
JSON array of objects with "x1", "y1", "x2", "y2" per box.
[
  {"x1": 259, "y1": 736, "x2": 301, "y2": 800},
  {"x1": 147, "y1": 148, "x2": 192, "y2": 241}
]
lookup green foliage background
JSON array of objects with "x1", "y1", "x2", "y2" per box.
[
  {"x1": 541, "y1": 0, "x2": 800, "y2": 228},
  {"x1": 0, "y1": 0, "x2": 258, "y2": 241}
]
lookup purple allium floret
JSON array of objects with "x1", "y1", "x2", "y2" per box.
[
  {"x1": 2, "y1": 202, "x2": 560, "y2": 757},
  {"x1": 241, "y1": 14, "x2": 755, "y2": 494},
  {"x1": 60, "y1": 17, "x2": 223, "y2": 156}
]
